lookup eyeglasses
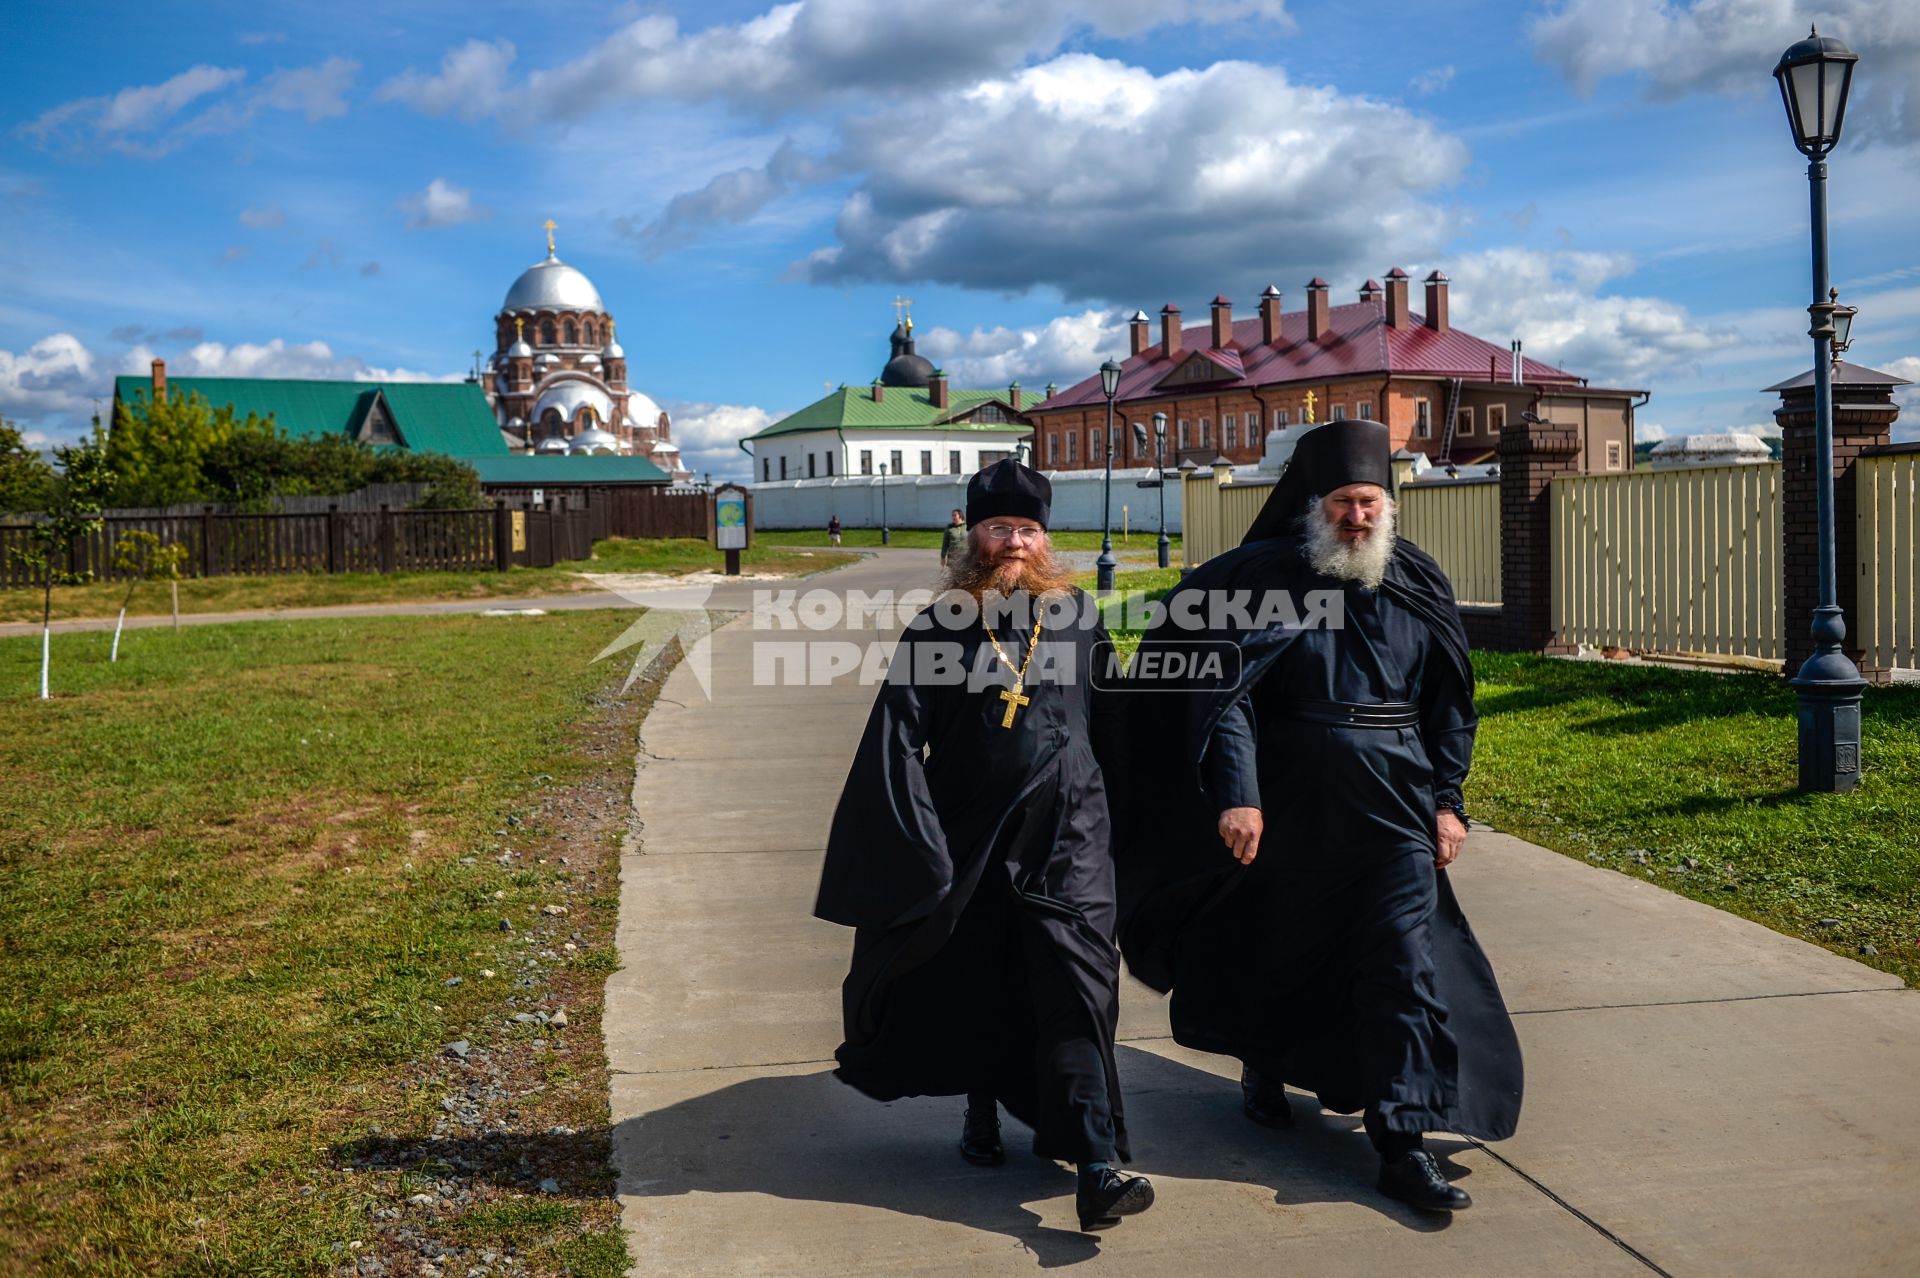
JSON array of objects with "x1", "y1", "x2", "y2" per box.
[{"x1": 980, "y1": 523, "x2": 1045, "y2": 542}]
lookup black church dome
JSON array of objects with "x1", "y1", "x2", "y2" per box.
[{"x1": 879, "y1": 322, "x2": 935, "y2": 388}]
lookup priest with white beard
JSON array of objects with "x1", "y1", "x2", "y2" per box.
[{"x1": 1115, "y1": 420, "x2": 1523, "y2": 1215}]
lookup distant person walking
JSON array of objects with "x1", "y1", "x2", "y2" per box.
[
  {"x1": 828, "y1": 515, "x2": 843, "y2": 547},
  {"x1": 940, "y1": 508, "x2": 967, "y2": 562}
]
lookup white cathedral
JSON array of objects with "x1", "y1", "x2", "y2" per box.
[{"x1": 482, "y1": 223, "x2": 690, "y2": 481}]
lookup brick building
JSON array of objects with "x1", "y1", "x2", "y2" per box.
[
  {"x1": 1028, "y1": 270, "x2": 1644, "y2": 474},
  {"x1": 482, "y1": 223, "x2": 690, "y2": 480}
]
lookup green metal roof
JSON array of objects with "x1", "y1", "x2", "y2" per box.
[
  {"x1": 745, "y1": 386, "x2": 1036, "y2": 442},
  {"x1": 463, "y1": 454, "x2": 670, "y2": 485},
  {"x1": 112, "y1": 376, "x2": 509, "y2": 457}
]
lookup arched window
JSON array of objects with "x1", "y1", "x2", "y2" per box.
[
  {"x1": 540, "y1": 408, "x2": 563, "y2": 437},
  {"x1": 540, "y1": 319, "x2": 556, "y2": 345},
  {"x1": 583, "y1": 321, "x2": 596, "y2": 345},
  {"x1": 564, "y1": 320, "x2": 577, "y2": 345}
]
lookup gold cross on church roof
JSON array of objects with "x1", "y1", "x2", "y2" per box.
[
  {"x1": 543, "y1": 219, "x2": 557, "y2": 255},
  {"x1": 893, "y1": 293, "x2": 912, "y2": 331}
]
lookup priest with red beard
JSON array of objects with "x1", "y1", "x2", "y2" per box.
[
  {"x1": 1117, "y1": 421, "x2": 1523, "y2": 1214},
  {"x1": 814, "y1": 459, "x2": 1155, "y2": 1232}
]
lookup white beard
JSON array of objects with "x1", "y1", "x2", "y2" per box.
[{"x1": 1302, "y1": 496, "x2": 1397, "y2": 590}]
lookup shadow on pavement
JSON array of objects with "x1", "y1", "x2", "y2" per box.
[{"x1": 614, "y1": 1045, "x2": 1454, "y2": 1268}]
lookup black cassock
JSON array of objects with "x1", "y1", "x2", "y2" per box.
[
  {"x1": 1116, "y1": 532, "x2": 1523, "y2": 1141},
  {"x1": 815, "y1": 588, "x2": 1131, "y2": 1163}
]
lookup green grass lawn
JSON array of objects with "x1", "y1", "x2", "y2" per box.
[
  {"x1": 0, "y1": 611, "x2": 648, "y2": 1274},
  {"x1": 0, "y1": 538, "x2": 857, "y2": 625},
  {"x1": 1468, "y1": 654, "x2": 1919, "y2": 985},
  {"x1": 768, "y1": 527, "x2": 1183, "y2": 554}
]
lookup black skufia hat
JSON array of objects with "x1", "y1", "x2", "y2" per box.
[
  {"x1": 967, "y1": 458, "x2": 1052, "y2": 528},
  {"x1": 1241, "y1": 419, "x2": 1392, "y2": 545}
]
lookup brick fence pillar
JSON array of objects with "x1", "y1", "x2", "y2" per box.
[
  {"x1": 1773, "y1": 368, "x2": 1899, "y2": 677},
  {"x1": 1496, "y1": 418, "x2": 1582, "y2": 652}
]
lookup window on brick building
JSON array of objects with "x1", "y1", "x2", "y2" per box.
[
  {"x1": 1331, "y1": 404, "x2": 1348, "y2": 421},
  {"x1": 541, "y1": 320, "x2": 556, "y2": 345},
  {"x1": 1456, "y1": 407, "x2": 1475, "y2": 437},
  {"x1": 1199, "y1": 418, "x2": 1211, "y2": 447},
  {"x1": 1415, "y1": 400, "x2": 1432, "y2": 437},
  {"x1": 564, "y1": 320, "x2": 577, "y2": 345},
  {"x1": 1224, "y1": 414, "x2": 1237, "y2": 448},
  {"x1": 1606, "y1": 440, "x2": 1624, "y2": 471},
  {"x1": 1178, "y1": 420, "x2": 1190, "y2": 448},
  {"x1": 1047, "y1": 433, "x2": 1058, "y2": 464},
  {"x1": 1359, "y1": 402, "x2": 1374, "y2": 420},
  {"x1": 1275, "y1": 409, "x2": 1290, "y2": 428},
  {"x1": 1067, "y1": 432, "x2": 1078, "y2": 462},
  {"x1": 1488, "y1": 405, "x2": 1506, "y2": 432},
  {"x1": 860, "y1": 450, "x2": 873, "y2": 475},
  {"x1": 584, "y1": 321, "x2": 596, "y2": 345}
]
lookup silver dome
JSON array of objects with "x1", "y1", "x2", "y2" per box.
[
  {"x1": 533, "y1": 379, "x2": 615, "y2": 425},
  {"x1": 506, "y1": 337, "x2": 533, "y2": 358},
  {"x1": 506, "y1": 416, "x2": 526, "y2": 430},
  {"x1": 570, "y1": 427, "x2": 620, "y2": 455},
  {"x1": 502, "y1": 252, "x2": 605, "y2": 313},
  {"x1": 578, "y1": 352, "x2": 602, "y2": 368},
  {"x1": 534, "y1": 434, "x2": 572, "y2": 454},
  {"x1": 601, "y1": 337, "x2": 625, "y2": 359},
  {"x1": 534, "y1": 352, "x2": 559, "y2": 369}
]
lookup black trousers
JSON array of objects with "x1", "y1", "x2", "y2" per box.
[{"x1": 958, "y1": 878, "x2": 1117, "y2": 1165}]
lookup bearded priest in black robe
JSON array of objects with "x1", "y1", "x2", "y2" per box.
[
  {"x1": 1117, "y1": 421, "x2": 1522, "y2": 1213},
  {"x1": 815, "y1": 459, "x2": 1155, "y2": 1232}
]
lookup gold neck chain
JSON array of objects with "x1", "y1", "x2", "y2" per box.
[{"x1": 983, "y1": 614, "x2": 1046, "y2": 729}]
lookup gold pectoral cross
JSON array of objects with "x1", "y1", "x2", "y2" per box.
[
  {"x1": 1304, "y1": 389, "x2": 1318, "y2": 423},
  {"x1": 997, "y1": 686, "x2": 1031, "y2": 729}
]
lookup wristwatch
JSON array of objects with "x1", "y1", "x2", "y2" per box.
[{"x1": 1441, "y1": 800, "x2": 1470, "y2": 829}]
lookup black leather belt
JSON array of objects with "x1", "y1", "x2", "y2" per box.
[{"x1": 1278, "y1": 698, "x2": 1419, "y2": 729}]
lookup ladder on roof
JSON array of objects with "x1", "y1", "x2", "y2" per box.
[{"x1": 1437, "y1": 377, "x2": 1464, "y2": 464}]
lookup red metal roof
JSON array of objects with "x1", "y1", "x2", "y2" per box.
[{"x1": 1037, "y1": 301, "x2": 1592, "y2": 411}]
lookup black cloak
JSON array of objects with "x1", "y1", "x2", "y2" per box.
[
  {"x1": 815, "y1": 587, "x2": 1132, "y2": 1162},
  {"x1": 1114, "y1": 532, "x2": 1524, "y2": 1141}
]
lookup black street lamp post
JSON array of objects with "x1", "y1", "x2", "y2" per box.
[
  {"x1": 1095, "y1": 359, "x2": 1122, "y2": 594},
  {"x1": 878, "y1": 463, "x2": 890, "y2": 545},
  {"x1": 1775, "y1": 26, "x2": 1867, "y2": 792},
  {"x1": 1131, "y1": 411, "x2": 1171, "y2": 569}
]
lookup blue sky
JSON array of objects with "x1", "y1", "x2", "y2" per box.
[{"x1": 4, "y1": 0, "x2": 1918, "y2": 478}]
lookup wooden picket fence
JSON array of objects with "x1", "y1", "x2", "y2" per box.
[
  {"x1": 1856, "y1": 449, "x2": 1920, "y2": 672},
  {"x1": 0, "y1": 485, "x2": 718, "y2": 588}
]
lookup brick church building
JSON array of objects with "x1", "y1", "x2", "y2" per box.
[
  {"x1": 1029, "y1": 269, "x2": 1644, "y2": 474},
  {"x1": 482, "y1": 223, "x2": 690, "y2": 480}
]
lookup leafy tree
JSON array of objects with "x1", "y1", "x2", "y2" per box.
[
  {"x1": 104, "y1": 389, "x2": 276, "y2": 508},
  {"x1": 8, "y1": 442, "x2": 113, "y2": 699},
  {"x1": 0, "y1": 420, "x2": 55, "y2": 514}
]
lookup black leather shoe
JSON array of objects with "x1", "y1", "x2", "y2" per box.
[
  {"x1": 959, "y1": 1106, "x2": 1004, "y2": 1166},
  {"x1": 1077, "y1": 1167, "x2": 1155, "y2": 1231},
  {"x1": 1377, "y1": 1150, "x2": 1471, "y2": 1212},
  {"x1": 1240, "y1": 1064, "x2": 1294, "y2": 1129}
]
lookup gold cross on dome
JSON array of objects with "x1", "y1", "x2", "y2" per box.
[
  {"x1": 1304, "y1": 389, "x2": 1318, "y2": 423},
  {"x1": 543, "y1": 219, "x2": 558, "y2": 255},
  {"x1": 893, "y1": 294, "x2": 912, "y2": 326}
]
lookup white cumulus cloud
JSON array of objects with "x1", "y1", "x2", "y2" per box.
[
  {"x1": 1532, "y1": 0, "x2": 1920, "y2": 148},
  {"x1": 801, "y1": 54, "x2": 1468, "y2": 302},
  {"x1": 664, "y1": 402, "x2": 776, "y2": 479},
  {"x1": 1444, "y1": 248, "x2": 1742, "y2": 387},
  {"x1": 397, "y1": 179, "x2": 490, "y2": 230},
  {"x1": 0, "y1": 333, "x2": 101, "y2": 420},
  {"x1": 916, "y1": 309, "x2": 1129, "y2": 390},
  {"x1": 379, "y1": 0, "x2": 1294, "y2": 119}
]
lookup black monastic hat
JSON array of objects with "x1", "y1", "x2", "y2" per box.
[
  {"x1": 1241, "y1": 419, "x2": 1392, "y2": 545},
  {"x1": 967, "y1": 458, "x2": 1052, "y2": 529}
]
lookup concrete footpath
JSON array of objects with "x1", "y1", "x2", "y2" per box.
[{"x1": 606, "y1": 551, "x2": 1920, "y2": 1276}]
